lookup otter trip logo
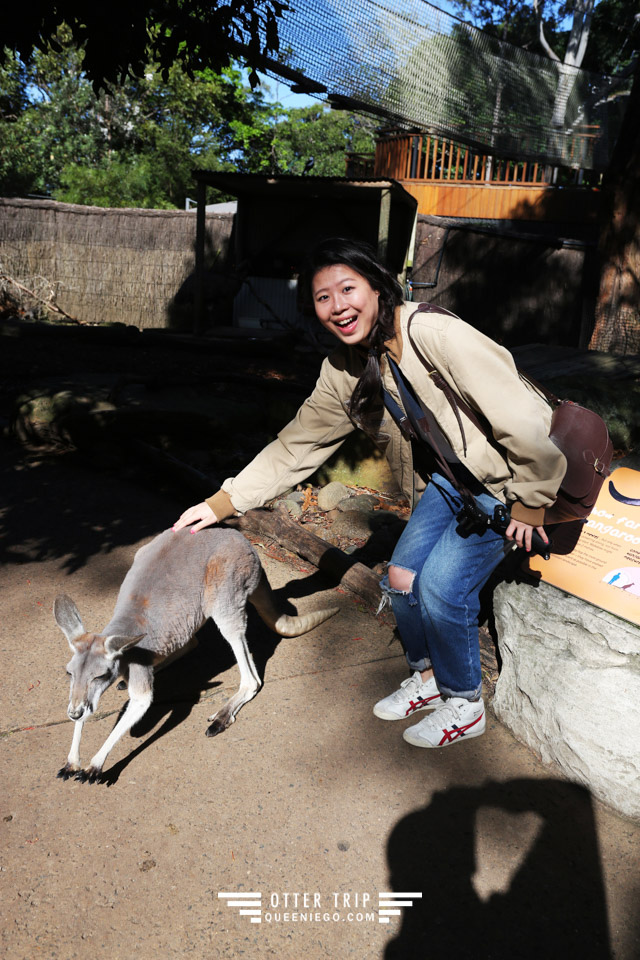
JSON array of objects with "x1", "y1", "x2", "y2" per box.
[{"x1": 217, "y1": 890, "x2": 422, "y2": 924}]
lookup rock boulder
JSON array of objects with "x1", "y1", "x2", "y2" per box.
[{"x1": 493, "y1": 578, "x2": 640, "y2": 820}]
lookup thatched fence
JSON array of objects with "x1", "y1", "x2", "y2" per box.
[
  {"x1": 0, "y1": 198, "x2": 233, "y2": 329},
  {"x1": 0, "y1": 197, "x2": 597, "y2": 346}
]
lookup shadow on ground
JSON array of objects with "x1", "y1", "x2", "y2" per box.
[
  {"x1": 385, "y1": 778, "x2": 612, "y2": 960},
  {"x1": 0, "y1": 440, "x2": 171, "y2": 575}
]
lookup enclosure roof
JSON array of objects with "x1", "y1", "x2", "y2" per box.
[{"x1": 192, "y1": 171, "x2": 417, "y2": 208}]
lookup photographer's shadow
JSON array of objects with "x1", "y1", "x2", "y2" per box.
[{"x1": 384, "y1": 778, "x2": 611, "y2": 960}]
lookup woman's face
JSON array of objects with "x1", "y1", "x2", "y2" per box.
[{"x1": 311, "y1": 264, "x2": 380, "y2": 347}]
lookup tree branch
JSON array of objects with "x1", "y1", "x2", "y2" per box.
[
  {"x1": 0, "y1": 273, "x2": 86, "y2": 324},
  {"x1": 533, "y1": 0, "x2": 560, "y2": 62}
]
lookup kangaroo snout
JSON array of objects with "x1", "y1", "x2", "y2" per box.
[{"x1": 68, "y1": 703, "x2": 88, "y2": 721}]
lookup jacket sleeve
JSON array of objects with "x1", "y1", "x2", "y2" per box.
[
  {"x1": 206, "y1": 354, "x2": 356, "y2": 519},
  {"x1": 422, "y1": 316, "x2": 566, "y2": 524}
]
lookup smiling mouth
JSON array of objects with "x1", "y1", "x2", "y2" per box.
[{"x1": 335, "y1": 316, "x2": 358, "y2": 330}]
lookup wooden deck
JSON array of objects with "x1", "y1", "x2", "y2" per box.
[
  {"x1": 397, "y1": 180, "x2": 600, "y2": 222},
  {"x1": 372, "y1": 132, "x2": 600, "y2": 222}
]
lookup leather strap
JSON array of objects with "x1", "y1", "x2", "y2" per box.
[{"x1": 406, "y1": 302, "x2": 557, "y2": 448}]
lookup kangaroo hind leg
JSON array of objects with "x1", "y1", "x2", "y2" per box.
[{"x1": 205, "y1": 602, "x2": 261, "y2": 738}]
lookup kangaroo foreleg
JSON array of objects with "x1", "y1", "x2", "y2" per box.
[
  {"x1": 76, "y1": 669, "x2": 153, "y2": 782},
  {"x1": 76, "y1": 691, "x2": 152, "y2": 783},
  {"x1": 206, "y1": 611, "x2": 261, "y2": 738},
  {"x1": 57, "y1": 719, "x2": 85, "y2": 780}
]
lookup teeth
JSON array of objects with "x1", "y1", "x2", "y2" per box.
[{"x1": 336, "y1": 317, "x2": 356, "y2": 327}]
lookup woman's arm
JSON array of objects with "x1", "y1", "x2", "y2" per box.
[
  {"x1": 414, "y1": 314, "x2": 566, "y2": 519},
  {"x1": 172, "y1": 353, "x2": 357, "y2": 530}
]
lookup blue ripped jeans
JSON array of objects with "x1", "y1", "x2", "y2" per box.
[{"x1": 380, "y1": 473, "x2": 509, "y2": 700}]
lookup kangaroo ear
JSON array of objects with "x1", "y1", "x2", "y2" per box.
[
  {"x1": 104, "y1": 634, "x2": 145, "y2": 660},
  {"x1": 54, "y1": 594, "x2": 85, "y2": 649}
]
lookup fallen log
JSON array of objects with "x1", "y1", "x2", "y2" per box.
[{"x1": 227, "y1": 503, "x2": 383, "y2": 608}]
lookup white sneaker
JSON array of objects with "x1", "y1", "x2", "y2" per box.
[
  {"x1": 403, "y1": 697, "x2": 486, "y2": 748},
  {"x1": 373, "y1": 671, "x2": 444, "y2": 721}
]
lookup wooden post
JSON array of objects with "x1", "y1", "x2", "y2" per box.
[
  {"x1": 194, "y1": 177, "x2": 206, "y2": 337},
  {"x1": 409, "y1": 136, "x2": 420, "y2": 179}
]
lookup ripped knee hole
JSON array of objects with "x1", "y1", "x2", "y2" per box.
[{"x1": 387, "y1": 565, "x2": 416, "y2": 593}]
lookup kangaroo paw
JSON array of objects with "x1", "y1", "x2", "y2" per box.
[
  {"x1": 75, "y1": 766, "x2": 102, "y2": 784},
  {"x1": 205, "y1": 717, "x2": 230, "y2": 738},
  {"x1": 57, "y1": 763, "x2": 79, "y2": 780}
]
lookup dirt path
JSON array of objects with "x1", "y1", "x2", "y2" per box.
[{"x1": 1, "y1": 436, "x2": 639, "y2": 960}]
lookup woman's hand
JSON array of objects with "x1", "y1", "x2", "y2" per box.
[
  {"x1": 505, "y1": 518, "x2": 548, "y2": 553},
  {"x1": 172, "y1": 502, "x2": 218, "y2": 534}
]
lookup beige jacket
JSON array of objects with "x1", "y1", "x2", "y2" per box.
[{"x1": 207, "y1": 302, "x2": 566, "y2": 526}]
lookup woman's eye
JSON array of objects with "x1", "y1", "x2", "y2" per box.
[{"x1": 342, "y1": 286, "x2": 354, "y2": 293}]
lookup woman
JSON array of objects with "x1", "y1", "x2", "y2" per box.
[{"x1": 173, "y1": 238, "x2": 565, "y2": 749}]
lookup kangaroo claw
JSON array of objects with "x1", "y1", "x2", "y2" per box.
[
  {"x1": 57, "y1": 763, "x2": 79, "y2": 780},
  {"x1": 205, "y1": 718, "x2": 228, "y2": 738},
  {"x1": 75, "y1": 766, "x2": 102, "y2": 784}
]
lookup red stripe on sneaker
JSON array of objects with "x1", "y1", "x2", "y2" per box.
[
  {"x1": 438, "y1": 712, "x2": 484, "y2": 745},
  {"x1": 404, "y1": 695, "x2": 440, "y2": 716}
]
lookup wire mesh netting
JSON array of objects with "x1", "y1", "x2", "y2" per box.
[{"x1": 263, "y1": 0, "x2": 631, "y2": 170}]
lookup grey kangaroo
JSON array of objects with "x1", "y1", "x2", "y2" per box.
[{"x1": 55, "y1": 527, "x2": 338, "y2": 782}]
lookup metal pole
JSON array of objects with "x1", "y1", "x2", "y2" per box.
[{"x1": 377, "y1": 187, "x2": 391, "y2": 265}]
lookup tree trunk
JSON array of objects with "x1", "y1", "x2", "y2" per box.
[
  {"x1": 590, "y1": 62, "x2": 640, "y2": 354},
  {"x1": 535, "y1": 0, "x2": 595, "y2": 142}
]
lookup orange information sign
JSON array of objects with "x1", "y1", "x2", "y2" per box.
[{"x1": 529, "y1": 467, "x2": 640, "y2": 627}]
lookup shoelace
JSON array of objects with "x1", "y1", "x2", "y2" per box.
[
  {"x1": 421, "y1": 700, "x2": 465, "y2": 728},
  {"x1": 394, "y1": 674, "x2": 425, "y2": 701}
]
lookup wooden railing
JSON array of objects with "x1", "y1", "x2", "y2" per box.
[
  {"x1": 374, "y1": 133, "x2": 550, "y2": 185},
  {"x1": 360, "y1": 131, "x2": 601, "y2": 222}
]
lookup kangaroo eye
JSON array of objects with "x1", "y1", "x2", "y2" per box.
[{"x1": 94, "y1": 673, "x2": 111, "y2": 682}]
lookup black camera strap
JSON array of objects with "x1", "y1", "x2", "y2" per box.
[{"x1": 382, "y1": 355, "x2": 477, "y2": 511}]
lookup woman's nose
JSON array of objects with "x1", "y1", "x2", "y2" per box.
[{"x1": 332, "y1": 295, "x2": 347, "y2": 315}]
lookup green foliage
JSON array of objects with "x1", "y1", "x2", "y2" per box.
[
  {"x1": 270, "y1": 105, "x2": 376, "y2": 176},
  {"x1": 1, "y1": 0, "x2": 287, "y2": 93},
  {"x1": 451, "y1": 0, "x2": 572, "y2": 50},
  {"x1": 56, "y1": 157, "x2": 175, "y2": 209},
  {"x1": 582, "y1": 0, "x2": 640, "y2": 74},
  {"x1": 451, "y1": 0, "x2": 640, "y2": 75},
  {"x1": 0, "y1": 30, "x2": 269, "y2": 205},
  {"x1": 0, "y1": 27, "x2": 377, "y2": 209},
  {"x1": 388, "y1": 26, "x2": 557, "y2": 155}
]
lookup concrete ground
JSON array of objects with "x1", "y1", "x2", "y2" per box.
[{"x1": 1, "y1": 437, "x2": 639, "y2": 960}]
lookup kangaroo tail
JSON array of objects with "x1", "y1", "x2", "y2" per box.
[{"x1": 249, "y1": 570, "x2": 339, "y2": 637}]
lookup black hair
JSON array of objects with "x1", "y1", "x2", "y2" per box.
[{"x1": 303, "y1": 237, "x2": 404, "y2": 422}]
